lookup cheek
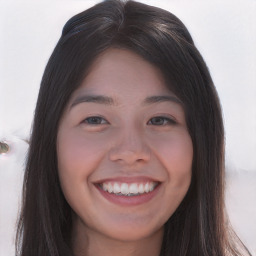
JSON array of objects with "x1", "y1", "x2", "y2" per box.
[
  {"x1": 149, "y1": 130, "x2": 193, "y2": 183},
  {"x1": 149, "y1": 131, "x2": 193, "y2": 218},
  {"x1": 56, "y1": 129, "x2": 110, "y2": 212},
  {"x1": 57, "y1": 130, "x2": 108, "y2": 177},
  {"x1": 56, "y1": 130, "x2": 110, "y2": 209}
]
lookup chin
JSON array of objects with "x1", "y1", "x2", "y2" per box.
[{"x1": 97, "y1": 219, "x2": 164, "y2": 242}]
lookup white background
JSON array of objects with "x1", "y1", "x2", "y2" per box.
[{"x1": 0, "y1": 0, "x2": 255, "y2": 255}]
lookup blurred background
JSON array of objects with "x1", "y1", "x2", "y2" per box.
[{"x1": 0, "y1": 0, "x2": 255, "y2": 255}]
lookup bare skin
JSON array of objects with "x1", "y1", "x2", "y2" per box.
[
  {"x1": 72, "y1": 215, "x2": 164, "y2": 256},
  {"x1": 57, "y1": 48, "x2": 193, "y2": 256}
]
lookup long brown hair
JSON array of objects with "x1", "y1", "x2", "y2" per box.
[{"x1": 16, "y1": 0, "x2": 251, "y2": 255}]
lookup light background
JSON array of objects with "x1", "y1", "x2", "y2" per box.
[{"x1": 0, "y1": 0, "x2": 255, "y2": 255}]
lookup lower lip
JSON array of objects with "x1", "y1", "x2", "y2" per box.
[{"x1": 95, "y1": 184, "x2": 161, "y2": 206}]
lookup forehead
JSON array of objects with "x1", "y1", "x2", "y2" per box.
[{"x1": 70, "y1": 48, "x2": 176, "y2": 103}]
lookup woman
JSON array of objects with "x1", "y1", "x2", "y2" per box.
[{"x1": 15, "y1": 0, "x2": 252, "y2": 255}]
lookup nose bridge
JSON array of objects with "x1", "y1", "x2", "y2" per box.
[{"x1": 109, "y1": 124, "x2": 150, "y2": 164}]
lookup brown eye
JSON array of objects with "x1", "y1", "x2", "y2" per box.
[
  {"x1": 148, "y1": 116, "x2": 176, "y2": 126},
  {"x1": 84, "y1": 116, "x2": 108, "y2": 125}
]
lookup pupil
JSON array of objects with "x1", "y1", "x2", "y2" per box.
[
  {"x1": 89, "y1": 117, "x2": 100, "y2": 124},
  {"x1": 152, "y1": 117, "x2": 163, "y2": 125}
]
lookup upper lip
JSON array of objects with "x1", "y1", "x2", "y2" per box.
[{"x1": 94, "y1": 176, "x2": 162, "y2": 184}]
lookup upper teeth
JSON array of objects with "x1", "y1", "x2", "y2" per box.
[{"x1": 101, "y1": 182, "x2": 157, "y2": 195}]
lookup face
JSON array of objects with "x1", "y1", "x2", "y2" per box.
[{"x1": 57, "y1": 48, "x2": 193, "y2": 243}]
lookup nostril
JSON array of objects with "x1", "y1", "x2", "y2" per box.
[
  {"x1": 0, "y1": 141, "x2": 10, "y2": 154},
  {"x1": 109, "y1": 148, "x2": 151, "y2": 164}
]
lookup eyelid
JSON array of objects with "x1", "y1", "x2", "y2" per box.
[
  {"x1": 82, "y1": 115, "x2": 109, "y2": 125},
  {"x1": 147, "y1": 115, "x2": 177, "y2": 125},
  {"x1": 81, "y1": 114, "x2": 177, "y2": 126}
]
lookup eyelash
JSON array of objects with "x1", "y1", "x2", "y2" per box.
[
  {"x1": 82, "y1": 116, "x2": 176, "y2": 126},
  {"x1": 147, "y1": 116, "x2": 176, "y2": 126},
  {"x1": 83, "y1": 116, "x2": 109, "y2": 125}
]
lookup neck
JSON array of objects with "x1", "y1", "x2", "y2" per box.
[{"x1": 71, "y1": 219, "x2": 164, "y2": 256}]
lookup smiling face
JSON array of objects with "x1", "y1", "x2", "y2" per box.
[{"x1": 57, "y1": 48, "x2": 193, "y2": 245}]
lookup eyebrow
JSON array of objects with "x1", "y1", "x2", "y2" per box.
[
  {"x1": 143, "y1": 95, "x2": 182, "y2": 105},
  {"x1": 70, "y1": 95, "x2": 115, "y2": 109},
  {"x1": 69, "y1": 94, "x2": 182, "y2": 110}
]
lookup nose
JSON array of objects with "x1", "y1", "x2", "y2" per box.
[{"x1": 108, "y1": 128, "x2": 151, "y2": 165}]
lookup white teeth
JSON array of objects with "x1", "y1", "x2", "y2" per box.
[
  {"x1": 129, "y1": 183, "x2": 138, "y2": 194},
  {"x1": 138, "y1": 183, "x2": 144, "y2": 193},
  {"x1": 101, "y1": 181, "x2": 158, "y2": 196},
  {"x1": 108, "y1": 183, "x2": 113, "y2": 193},
  {"x1": 121, "y1": 183, "x2": 129, "y2": 194},
  {"x1": 113, "y1": 183, "x2": 121, "y2": 194},
  {"x1": 103, "y1": 183, "x2": 108, "y2": 191},
  {"x1": 145, "y1": 183, "x2": 149, "y2": 193}
]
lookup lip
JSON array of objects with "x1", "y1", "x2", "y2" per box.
[
  {"x1": 94, "y1": 177, "x2": 161, "y2": 206},
  {"x1": 94, "y1": 176, "x2": 160, "y2": 184}
]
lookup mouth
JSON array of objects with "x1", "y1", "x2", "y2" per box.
[
  {"x1": 98, "y1": 181, "x2": 159, "y2": 196},
  {"x1": 94, "y1": 179, "x2": 161, "y2": 206}
]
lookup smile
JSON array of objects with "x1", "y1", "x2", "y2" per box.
[
  {"x1": 95, "y1": 177, "x2": 161, "y2": 206},
  {"x1": 99, "y1": 181, "x2": 159, "y2": 196}
]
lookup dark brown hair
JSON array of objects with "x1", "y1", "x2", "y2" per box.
[{"x1": 16, "y1": 0, "x2": 251, "y2": 255}]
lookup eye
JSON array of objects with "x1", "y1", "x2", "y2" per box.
[
  {"x1": 148, "y1": 116, "x2": 176, "y2": 126},
  {"x1": 83, "y1": 116, "x2": 109, "y2": 125}
]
